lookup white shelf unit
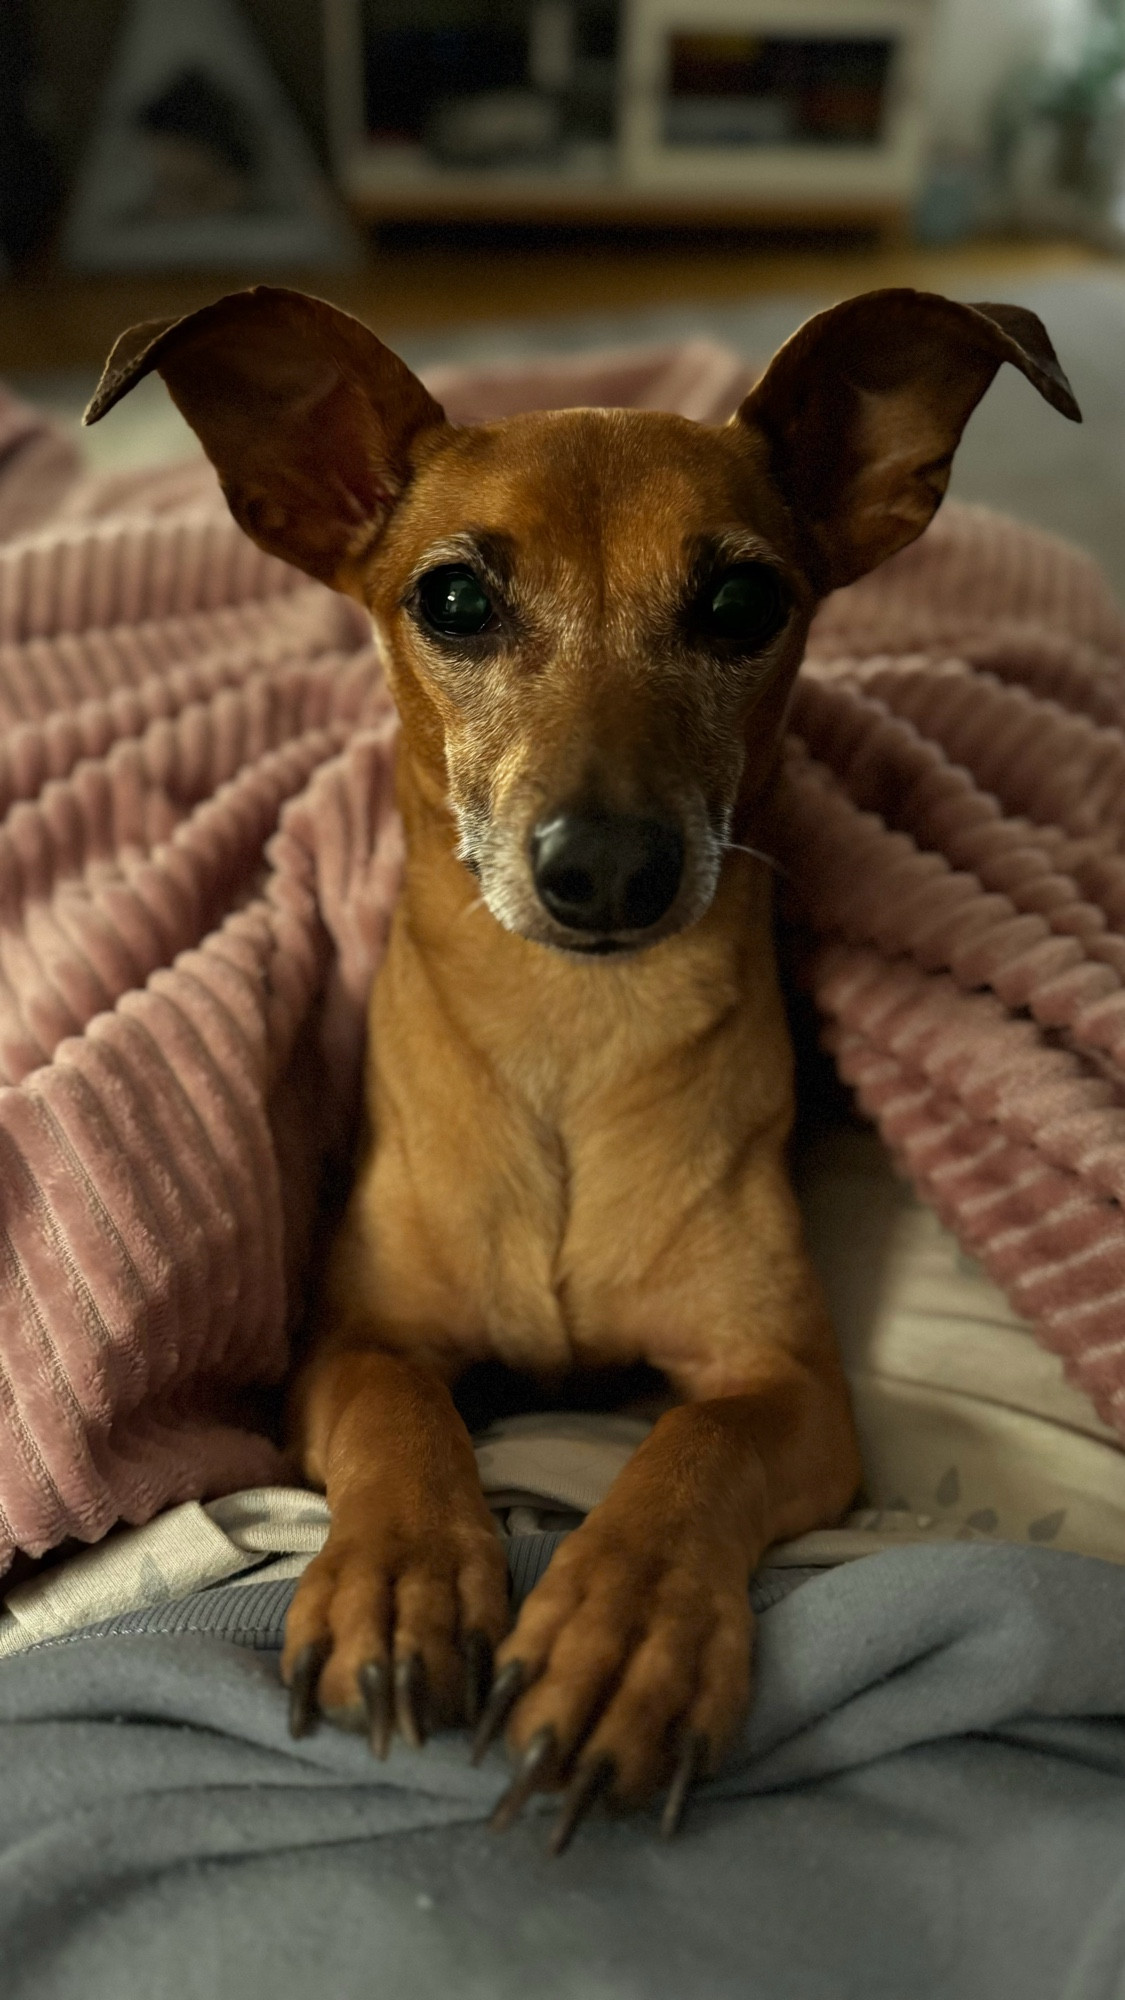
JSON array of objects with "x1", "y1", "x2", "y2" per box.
[{"x1": 324, "y1": 0, "x2": 934, "y2": 229}]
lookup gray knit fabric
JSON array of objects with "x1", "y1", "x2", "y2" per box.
[{"x1": 4, "y1": 1541, "x2": 1125, "y2": 1999}]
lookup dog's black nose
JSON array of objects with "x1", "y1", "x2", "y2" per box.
[{"x1": 530, "y1": 811, "x2": 685, "y2": 934}]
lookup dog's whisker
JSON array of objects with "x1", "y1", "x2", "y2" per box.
[
  {"x1": 723, "y1": 841, "x2": 784, "y2": 874},
  {"x1": 458, "y1": 892, "x2": 488, "y2": 922}
]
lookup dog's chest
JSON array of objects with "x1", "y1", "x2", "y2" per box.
[
  {"x1": 348, "y1": 908, "x2": 786, "y2": 1375},
  {"x1": 349, "y1": 1083, "x2": 649, "y2": 1375},
  {"x1": 347, "y1": 1021, "x2": 752, "y2": 1380}
]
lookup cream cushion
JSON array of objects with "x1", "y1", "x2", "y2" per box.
[{"x1": 795, "y1": 1126, "x2": 1125, "y2": 1566}]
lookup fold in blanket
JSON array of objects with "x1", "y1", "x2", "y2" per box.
[{"x1": 0, "y1": 339, "x2": 1124, "y2": 1572}]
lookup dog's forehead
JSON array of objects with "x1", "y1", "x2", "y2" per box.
[{"x1": 398, "y1": 406, "x2": 790, "y2": 574}]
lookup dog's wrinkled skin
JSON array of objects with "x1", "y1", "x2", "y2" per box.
[{"x1": 88, "y1": 287, "x2": 1080, "y2": 1849}]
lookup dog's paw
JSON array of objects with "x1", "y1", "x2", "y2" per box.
[
  {"x1": 472, "y1": 1516, "x2": 752, "y2": 1849},
  {"x1": 280, "y1": 1512, "x2": 510, "y2": 1751}
]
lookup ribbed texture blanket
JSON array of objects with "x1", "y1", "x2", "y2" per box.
[{"x1": 0, "y1": 336, "x2": 1121, "y2": 1571}]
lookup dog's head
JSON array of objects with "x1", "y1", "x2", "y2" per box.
[{"x1": 87, "y1": 287, "x2": 1079, "y2": 957}]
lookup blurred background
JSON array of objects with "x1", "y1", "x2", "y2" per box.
[{"x1": 4, "y1": 0, "x2": 1125, "y2": 590}]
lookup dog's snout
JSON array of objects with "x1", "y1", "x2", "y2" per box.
[{"x1": 530, "y1": 811, "x2": 685, "y2": 935}]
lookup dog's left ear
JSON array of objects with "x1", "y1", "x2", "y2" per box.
[
  {"x1": 737, "y1": 288, "x2": 1081, "y2": 593},
  {"x1": 85, "y1": 287, "x2": 446, "y2": 589}
]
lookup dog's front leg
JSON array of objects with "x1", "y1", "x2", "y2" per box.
[
  {"x1": 281, "y1": 1348, "x2": 510, "y2": 1748},
  {"x1": 475, "y1": 1346, "x2": 858, "y2": 1848}
]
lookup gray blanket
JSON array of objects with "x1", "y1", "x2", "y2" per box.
[{"x1": 4, "y1": 1540, "x2": 1125, "y2": 2000}]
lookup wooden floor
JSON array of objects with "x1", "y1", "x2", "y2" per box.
[{"x1": 0, "y1": 234, "x2": 1113, "y2": 375}]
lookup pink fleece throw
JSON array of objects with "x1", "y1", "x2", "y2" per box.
[{"x1": 0, "y1": 337, "x2": 1122, "y2": 1571}]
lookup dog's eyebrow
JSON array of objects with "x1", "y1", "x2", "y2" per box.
[
  {"x1": 408, "y1": 529, "x2": 517, "y2": 597},
  {"x1": 682, "y1": 530, "x2": 781, "y2": 585}
]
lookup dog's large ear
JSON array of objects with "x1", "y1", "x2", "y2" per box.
[
  {"x1": 737, "y1": 288, "x2": 1080, "y2": 593},
  {"x1": 84, "y1": 287, "x2": 446, "y2": 588}
]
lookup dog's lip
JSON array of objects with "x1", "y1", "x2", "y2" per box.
[{"x1": 537, "y1": 908, "x2": 704, "y2": 957}]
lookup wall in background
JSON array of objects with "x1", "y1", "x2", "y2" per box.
[{"x1": 928, "y1": 0, "x2": 1089, "y2": 151}]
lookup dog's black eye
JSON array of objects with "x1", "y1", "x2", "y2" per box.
[
  {"x1": 697, "y1": 563, "x2": 787, "y2": 650},
  {"x1": 417, "y1": 565, "x2": 494, "y2": 637}
]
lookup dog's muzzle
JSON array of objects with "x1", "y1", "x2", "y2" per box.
[{"x1": 530, "y1": 809, "x2": 685, "y2": 941}]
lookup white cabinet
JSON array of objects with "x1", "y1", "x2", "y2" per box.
[{"x1": 325, "y1": 0, "x2": 934, "y2": 228}]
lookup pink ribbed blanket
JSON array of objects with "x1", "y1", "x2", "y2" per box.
[{"x1": 0, "y1": 336, "x2": 1123, "y2": 1571}]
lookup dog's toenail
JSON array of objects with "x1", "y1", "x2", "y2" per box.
[
  {"x1": 287, "y1": 1638, "x2": 331, "y2": 1739},
  {"x1": 463, "y1": 1630, "x2": 494, "y2": 1728},
  {"x1": 489, "y1": 1725, "x2": 557, "y2": 1832},
  {"x1": 470, "y1": 1658, "x2": 526, "y2": 1764},
  {"x1": 660, "y1": 1730, "x2": 708, "y2": 1839},
  {"x1": 394, "y1": 1652, "x2": 429, "y2": 1749},
  {"x1": 549, "y1": 1755, "x2": 615, "y2": 1855},
  {"x1": 359, "y1": 1658, "x2": 393, "y2": 1759}
]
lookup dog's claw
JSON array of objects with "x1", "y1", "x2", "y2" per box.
[
  {"x1": 359, "y1": 1659, "x2": 393, "y2": 1759},
  {"x1": 470, "y1": 1658, "x2": 526, "y2": 1765},
  {"x1": 549, "y1": 1755, "x2": 615, "y2": 1856},
  {"x1": 287, "y1": 1638, "x2": 330, "y2": 1740},
  {"x1": 463, "y1": 1629, "x2": 494, "y2": 1728},
  {"x1": 660, "y1": 1731, "x2": 707, "y2": 1839},
  {"x1": 394, "y1": 1652, "x2": 428, "y2": 1749},
  {"x1": 489, "y1": 1725, "x2": 557, "y2": 1833}
]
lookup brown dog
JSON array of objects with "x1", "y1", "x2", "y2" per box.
[{"x1": 87, "y1": 285, "x2": 1079, "y2": 1849}]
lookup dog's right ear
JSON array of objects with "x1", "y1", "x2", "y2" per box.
[{"x1": 85, "y1": 287, "x2": 446, "y2": 590}]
